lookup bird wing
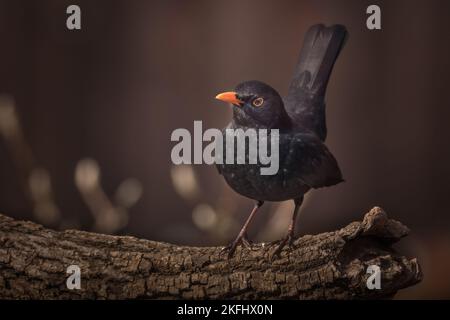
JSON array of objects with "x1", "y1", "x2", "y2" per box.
[{"x1": 283, "y1": 133, "x2": 344, "y2": 188}]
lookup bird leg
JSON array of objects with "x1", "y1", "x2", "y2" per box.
[
  {"x1": 222, "y1": 200, "x2": 263, "y2": 258},
  {"x1": 240, "y1": 232, "x2": 253, "y2": 248},
  {"x1": 272, "y1": 197, "x2": 303, "y2": 257}
]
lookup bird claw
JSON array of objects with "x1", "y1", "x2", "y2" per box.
[
  {"x1": 221, "y1": 234, "x2": 253, "y2": 259},
  {"x1": 220, "y1": 239, "x2": 240, "y2": 259},
  {"x1": 241, "y1": 235, "x2": 254, "y2": 249},
  {"x1": 271, "y1": 234, "x2": 295, "y2": 259}
]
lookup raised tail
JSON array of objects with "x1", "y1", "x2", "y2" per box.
[{"x1": 285, "y1": 24, "x2": 348, "y2": 141}]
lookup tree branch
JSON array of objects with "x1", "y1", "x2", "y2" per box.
[{"x1": 0, "y1": 207, "x2": 422, "y2": 299}]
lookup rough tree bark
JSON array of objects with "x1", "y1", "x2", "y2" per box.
[{"x1": 0, "y1": 207, "x2": 422, "y2": 299}]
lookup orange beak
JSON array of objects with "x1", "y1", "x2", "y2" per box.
[{"x1": 215, "y1": 91, "x2": 243, "y2": 106}]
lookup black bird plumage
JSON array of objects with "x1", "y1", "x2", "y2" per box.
[{"x1": 215, "y1": 24, "x2": 348, "y2": 257}]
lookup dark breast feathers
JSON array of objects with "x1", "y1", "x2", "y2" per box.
[{"x1": 216, "y1": 130, "x2": 343, "y2": 201}]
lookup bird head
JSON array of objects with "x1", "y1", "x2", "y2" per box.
[{"x1": 215, "y1": 80, "x2": 290, "y2": 129}]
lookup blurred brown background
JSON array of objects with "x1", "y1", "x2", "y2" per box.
[{"x1": 0, "y1": 0, "x2": 449, "y2": 299}]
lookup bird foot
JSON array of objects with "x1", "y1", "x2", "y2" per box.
[
  {"x1": 221, "y1": 234, "x2": 253, "y2": 258},
  {"x1": 241, "y1": 235, "x2": 254, "y2": 248},
  {"x1": 271, "y1": 233, "x2": 295, "y2": 258}
]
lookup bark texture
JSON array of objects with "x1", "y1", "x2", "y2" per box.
[{"x1": 0, "y1": 207, "x2": 422, "y2": 299}]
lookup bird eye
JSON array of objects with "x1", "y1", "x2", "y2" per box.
[{"x1": 252, "y1": 97, "x2": 264, "y2": 107}]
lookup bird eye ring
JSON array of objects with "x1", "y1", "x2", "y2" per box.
[{"x1": 252, "y1": 97, "x2": 264, "y2": 107}]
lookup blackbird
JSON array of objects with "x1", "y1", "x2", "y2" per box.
[{"x1": 215, "y1": 24, "x2": 347, "y2": 257}]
